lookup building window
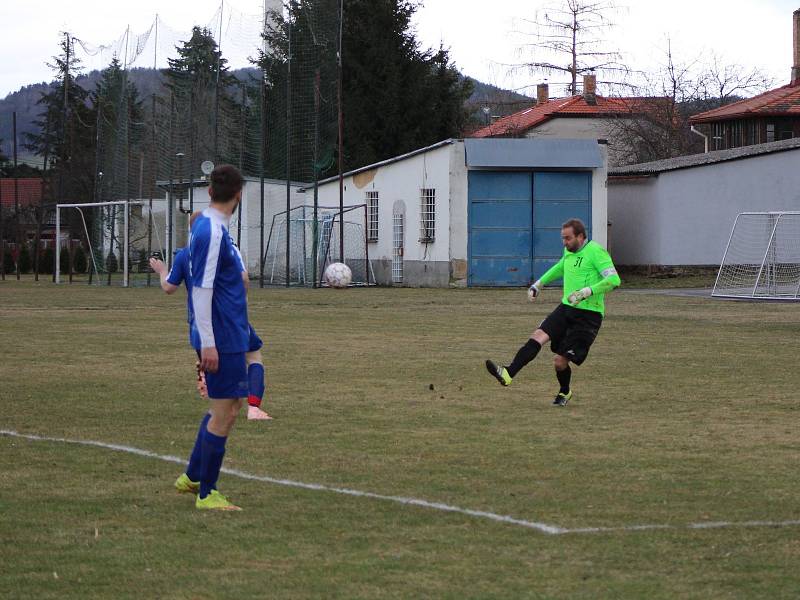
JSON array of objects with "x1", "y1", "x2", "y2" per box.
[
  {"x1": 420, "y1": 188, "x2": 435, "y2": 242},
  {"x1": 777, "y1": 121, "x2": 794, "y2": 141},
  {"x1": 767, "y1": 123, "x2": 775, "y2": 143},
  {"x1": 366, "y1": 191, "x2": 378, "y2": 242}
]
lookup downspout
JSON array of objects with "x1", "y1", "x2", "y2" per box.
[{"x1": 691, "y1": 125, "x2": 709, "y2": 153}]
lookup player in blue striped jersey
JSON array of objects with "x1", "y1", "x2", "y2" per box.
[{"x1": 165, "y1": 165, "x2": 251, "y2": 510}]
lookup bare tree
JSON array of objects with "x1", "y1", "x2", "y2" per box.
[
  {"x1": 513, "y1": 0, "x2": 629, "y2": 95},
  {"x1": 605, "y1": 40, "x2": 774, "y2": 165},
  {"x1": 699, "y1": 52, "x2": 774, "y2": 106}
]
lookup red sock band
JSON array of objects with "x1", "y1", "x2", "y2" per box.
[{"x1": 247, "y1": 395, "x2": 261, "y2": 408}]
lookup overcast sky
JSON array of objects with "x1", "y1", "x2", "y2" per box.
[{"x1": 1, "y1": 0, "x2": 797, "y2": 99}]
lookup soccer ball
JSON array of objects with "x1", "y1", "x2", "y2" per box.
[{"x1": 324, "y1": 262, "x2": 352, "y2": 288}]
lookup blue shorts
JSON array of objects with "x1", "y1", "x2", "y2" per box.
[
  {"x1": 248, "y1": 325, "x2": 263, "y2": 352},
  {"x1": 205, "y1": 352, "x2": 248, "y2": 399}
]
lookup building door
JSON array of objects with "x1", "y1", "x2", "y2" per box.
[
  {"x1": 468, "y1": 171, "x2": 533, "y2": 286},
  {"x1": 392, "y1": 212, "x2": 404, "y2": 284},
  {"x1": 468, "y1": 171, "x2": 591, "y2": 286},
  {"x1": 532, "y1": 172, "x2": 592, "y2": 280}
]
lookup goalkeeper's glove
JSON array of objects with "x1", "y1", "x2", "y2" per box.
[
  {"x1": 527, "y1": 281, "x2": 542, "y2": 302},
  {"x1": 568, "y1": 286, "x2": 593, "y2": 306}
]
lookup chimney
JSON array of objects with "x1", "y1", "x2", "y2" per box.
[
  {"x1": 537, "y1": 83, "x2": 549, "y2": 104},
  {"x1": 793, "y1": 9, "x2": 800, "y2": 84},
  {"x1": 583, "y1": 73, "x2": 597, "y2": 105}
]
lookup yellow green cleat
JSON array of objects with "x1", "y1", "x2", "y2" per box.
[
  {"x1": 553, "y1": 390, "x2": 573, "y2": 406},
  {"x1": 174, "y1": 473, "x2": 200, "y2": 494},
  {"x1": 196, "y1": 489, "x2": 242, "y2": 511},
  {"x1": 485, "y1": 360, "x2": 512, "y2": 386}
]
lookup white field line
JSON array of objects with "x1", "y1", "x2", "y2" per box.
[{"x1": 3, "y1": 429, "x2": 800, "y2": 536}]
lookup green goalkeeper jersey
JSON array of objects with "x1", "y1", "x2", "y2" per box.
[{"x1": 539, "y1": 240, "x2": 621, "y2": 316}]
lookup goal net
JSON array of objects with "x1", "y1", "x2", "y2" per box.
[
  {"x1": 713, "y1": 212, "x2": 800, "y2": 300},
  {"x1": 263, "y1": 204, "x2": 375, "y2": 286},
  {"x1": 56, "y1": 200, "x2": 169, "y2": 287}
]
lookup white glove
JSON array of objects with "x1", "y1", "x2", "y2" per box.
[
  {"x1": 568, "y1": 287, "x2": 593, "y2": 306},
  {"x1": 527, "y1": 281, "x2": 542, "y2": 302}
]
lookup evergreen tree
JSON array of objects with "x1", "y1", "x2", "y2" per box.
[
  {"x1": 24, "y1": 33, "x2": 96, "y2": 205},
  {"x1": 164, "y1": 27, "x2": 242, "y2": 171},
  {"x1": 257, "y1": 0, "x2": 474, "y2": 178}
]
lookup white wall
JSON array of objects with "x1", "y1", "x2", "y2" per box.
[
  {"x1": 608, "y1": 148, "x2": 800, "y2": 265},
  {"x1": 527, "y1": 117, "x2": 630, "y2": 167},
  {"x1": 314, "y1": 143, "x2": 455, "y2": 268},
  {"x1": 165, "y1": 178, "x2": 307, "y2": 274}
]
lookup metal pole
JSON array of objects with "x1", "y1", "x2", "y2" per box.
[
  {"x1": 147, "y1": 94, "x2": 157, "y2": 286},
  {"x1": 55, "y1": 207, "x2": 61, "y2": 284},
  {"x1": 312, "y1": 69, "x2": 320, "y2": 288},
  {"x1": 13, "y1": 111, "x2": 19, "y2": 280},
  {"x1": 213, "y1": 0, "x2": 224, "y2": 162},
  {"x1": 123, "y1": 200, "x2": 129, "y2": 287},
  {"x1": 337, "y1": 0, "x2": 344, "y2": 263},
  {"x1": 237, "y1": 84, "x2": 246, "y2": 246},
  {"x1": 364, "y1": 203, "x2": 370, "y2": 285},
  {"x1": 285, "y1": 11, "x2": 292, "y2": 286},
  {"x1": 167, "y1": 93, "x2": 175, "y2": 269},
  {"x1": 259, "y1": 76, "x2": 266, "y2": 288}
]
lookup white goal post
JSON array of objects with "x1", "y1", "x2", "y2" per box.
[
  {"x1": 56, "y1": 200, "x2": 169, "y2": 287},
  {"x1": 713, "y1": 211, "x2": 800, "y2": 300}
]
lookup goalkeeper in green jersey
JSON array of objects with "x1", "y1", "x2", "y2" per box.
[{"x1": 486, "y1": 218, "x2": 621, "y2": 406}]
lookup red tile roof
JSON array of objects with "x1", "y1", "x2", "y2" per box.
[
  {"x1": 689, "y1": 82, "x2": 800, "y2": 124},
  {"x1": 471, "y1": 94, "x2": 662, "y2": 138},
  {"x1": 0, "y1": 178, "x2": 44, "y2": 209}
]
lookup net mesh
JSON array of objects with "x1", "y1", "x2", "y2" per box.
[
  {"x1": 713, "y1": 212, "x2": 800, "y2": 299},
  {"x1": 263, "y1": 204, "x2": 374, "y2": 286},
  {"x1": 3, "y1": 2, "x2": 343, "y2": 286},
  {"x1": 57, "y1": 201, "x2": 168, "y2": 286}
]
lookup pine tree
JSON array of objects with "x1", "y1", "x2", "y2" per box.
[
  {"x1": 24, "y1": 33, "x2": 96, "y2": 205},
  {"x1": 256, "y1": 0, "x2": 473, "y2": 178},
  {"x1": 164, "y1": 27, "x2": 242, "y2": 170}
]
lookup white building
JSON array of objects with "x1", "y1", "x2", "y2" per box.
[
  {"x1": 157, "y1": 176, "x2": 306, "y2": 275},
  {"x1": 308, "y1": 137, "x2": 608, "y2": 287},
  {"x1": 607, "y1": 137, "x2": 800, "y2": 267}
]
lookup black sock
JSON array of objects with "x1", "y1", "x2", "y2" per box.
[
  {"x1": 507, "y1": 339, "x2": 541, "y2": 378},
  {"x1": 556, "y1": 365, "x2": 572, "y2": 394}
]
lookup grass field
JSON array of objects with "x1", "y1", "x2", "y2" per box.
[{"x1": 1, "y1": 279, "x2": 799, "y2": 599}]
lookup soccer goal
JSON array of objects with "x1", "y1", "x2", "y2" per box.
[
  {"x1": 712, "y1": 212, "x2": 800, "y2": 300},
  {"x1": 263, "y1": 204, "x2": 375, "y2": 286},
  {"x1": 56, "y1": 200, "x2": 169, "y2": 287}
]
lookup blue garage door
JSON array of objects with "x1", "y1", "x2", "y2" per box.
[
  {"x1": 468, "y1": 171, "x2": 591, "y2": 286},
  {"x1": 468, "y1": 172, "x2": 533, "y2": 286},
  {"x1": 532, "y1": 172, "x2": 592, "y2": 280}
]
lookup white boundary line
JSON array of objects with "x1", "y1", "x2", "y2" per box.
[{"x1": 3, "y1": 430, "x2": 800, "y2": 536}]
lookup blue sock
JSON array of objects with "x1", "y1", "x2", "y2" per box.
[
  {"x1": 199, "y1": 428, "x2": 227, "y2": 499},
  {"x1": 185, "y1": 413, "x2": 211, "y2": 482},
  {"x1": 247, "y1": 363, "x2": 265, "y2": 407}
]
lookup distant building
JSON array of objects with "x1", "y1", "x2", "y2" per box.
[
  {"x1": 607, "y1": 138, "x2": 800, "y2": 267},
  {"x1": 689, "y1": 10, "x2": 800, "y2": 151},
  {"x1": 471, "y1": 74, "x2": 667, "y2": 167},
  {"x1": 309, "y1": 138, "x2": 609, "y2": 287}
]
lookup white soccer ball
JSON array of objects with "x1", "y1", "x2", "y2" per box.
[{"x1": 324, "y1": 262, "x2": 352, "y2": 288}]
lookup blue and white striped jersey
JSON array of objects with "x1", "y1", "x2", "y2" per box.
[{"x1": 189, "y1": 207, "x2": 249, "y2": 353}]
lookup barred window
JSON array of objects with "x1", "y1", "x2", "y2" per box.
[
  {"x1": 420, "y1": 188, "x2": 435, "y2": 242},
  {"x1": 366, "y1": 191, "x2": 379, "y2": 242}
]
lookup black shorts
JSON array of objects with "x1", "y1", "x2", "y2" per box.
[{"x1": 538, "y1": 303, "x2": 602, "y2": 366}]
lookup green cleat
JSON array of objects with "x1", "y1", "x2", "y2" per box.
[
  {"x1": 196, "y1": 489, "x2": 242, "y2": 511},
  {"x1": 553, "y1": 391, "x2": 573, "y2": 406},
  {"x1": 174, "y1": 473, "x2": 200, "y2": 494},
  {"x1": 485, "y1": 360, "x2": 512, "y2": 386}
]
